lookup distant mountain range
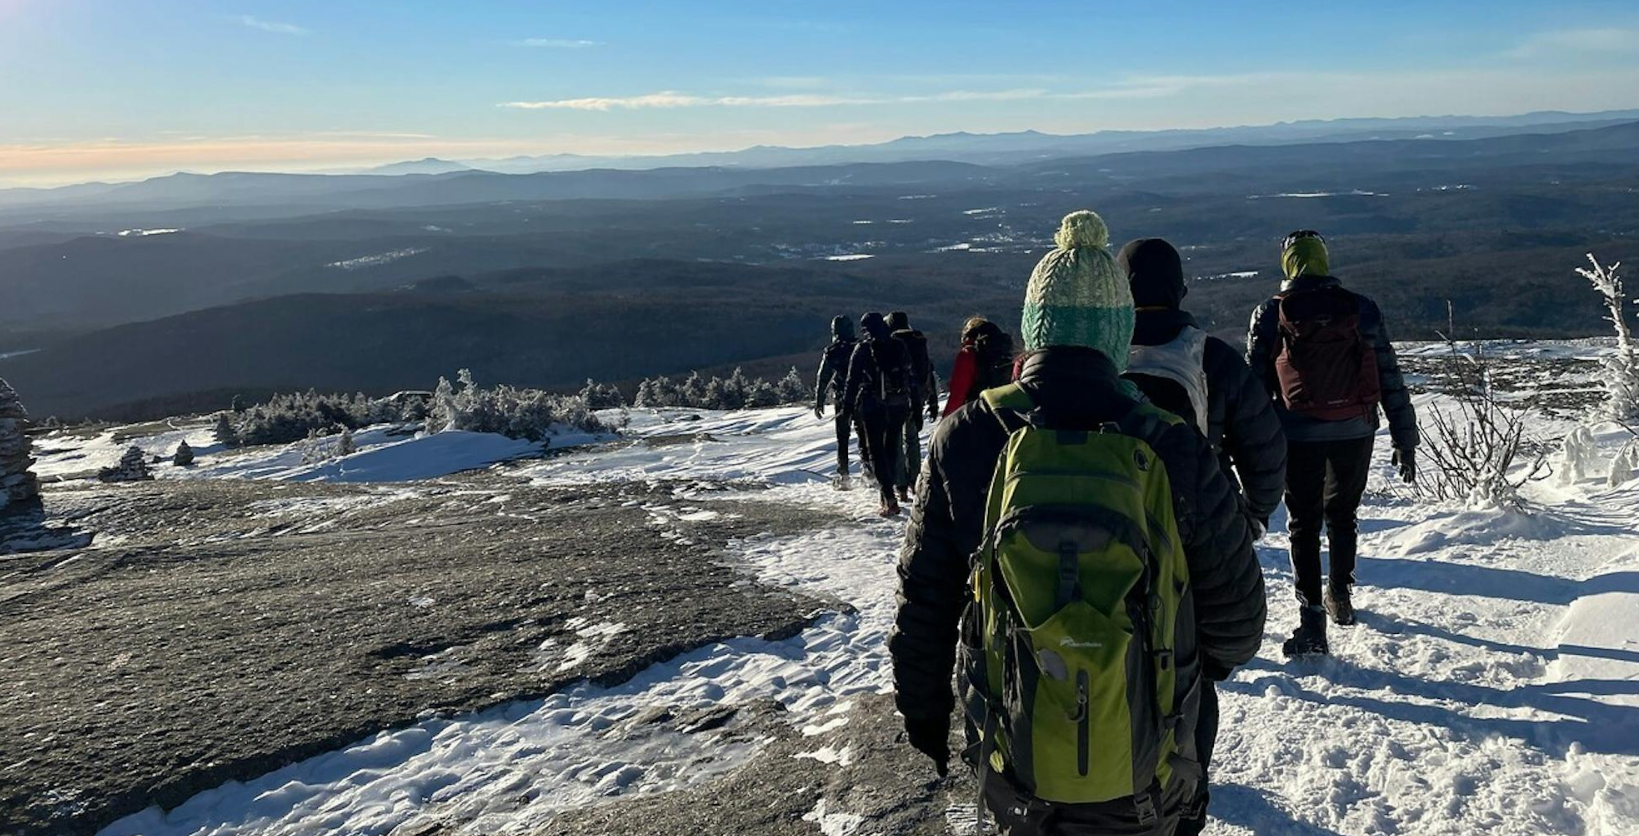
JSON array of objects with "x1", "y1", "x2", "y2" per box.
[
  {"x1": 8, "y1": 108, "x2": 1639, "y2": 204},
  {"x1": 5, "y1": 116, "x2": 1639, "y2": 229},
  {"x1": 449, "y1": 109, "x2": 1639, "y2": 174}
]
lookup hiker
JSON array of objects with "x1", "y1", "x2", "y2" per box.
[
  {"x1": 844, "y1": 312, "x2": 916, "y2": 517},
  {"x1": 1120, "y1": 237, "x2": 1287, "y2": 836},
  {"x1": 892, "y1": 211, "x2": 1266, "y2": 835},
  {"x1": 814, "y1": 314, "x2": 865, "y2": 483},
  {"x1": 887, "y1": 311, "x2": 940, "y2": 503},
  {"x1": 1246, "y1": 230, "x2": 1419, "y2": 657},
  {"x1": 941, "y1": 316, "x2": 1016, "y2": 417}
]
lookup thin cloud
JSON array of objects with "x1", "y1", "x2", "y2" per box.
[
  {"x1": 235, "y1": 15, "x2": 309, "y2": 36},
  {"x1": 1506, "y1": 27, "x2": 1638, "y2": 59},
  {"x1": 499, "y1": 86, "x2": 1160, "y2": 111},
  {"x1": 514, "y1": 38, "x2": 602, "y2": 48}
]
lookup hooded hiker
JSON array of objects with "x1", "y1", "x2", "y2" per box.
[
  {"x1": 1120, "y1": 236, "x2": 1288, "y2": 836},
  {"x1": 814, "y1": 314, "x2": 868, "y2": 483},
  {"x1": 1246, "y1": 230, "x2": 1419, "y2": 657},
  {"x1": 892, "y1": 210, "x2": 1266, "y2": 836},
  {"x1": 887, "y1": 310, "x2": 940, "y2": 502},
  {"x1": 844, "y1": 312, "x2": 916, "y2": 516}
]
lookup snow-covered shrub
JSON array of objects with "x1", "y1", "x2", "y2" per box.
[
  {"x1": 430, "y1": 369, "x2": 608, "y2": 441},
  {"x1": 224, "y1": 391, "x2": 412, "y2": 447},
  {"x1": 578, "y1": 379, "x2": 626, "y2": 409},
  {"x1": 1416, "y1": 324, "x2": 1550, "y2": 508},
  {"x1": 173, "y1": 440, "x2": 195, "y2": 467},
  {"x1": 299, "y1": 426, "x2": 358, "y2": 464},
  {"x1": 632, "y1": 367, "x2": 814, "y2": 410},
  {"x1": 1559, "y1": 426, "x2": 1599, "y2": 485},
  {"x1": 1608, "y1": 438, "x2": 1639, "y2": 487},
  {"x1": 1576, "y1": 255, "x2": 1639, "y2": 421}
]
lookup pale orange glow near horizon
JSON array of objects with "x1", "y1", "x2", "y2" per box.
[{"x1": 0, "y1": 127, "x2": 906, "y2": 187}]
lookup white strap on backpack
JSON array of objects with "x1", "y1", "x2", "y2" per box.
[{"x1": 1127, "y1": 326, "x2": 1210, "y2": 435}]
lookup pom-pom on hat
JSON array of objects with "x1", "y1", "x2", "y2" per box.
[{"x1": 1020, "y1": 210, "x2": 1135, "y2": 369}]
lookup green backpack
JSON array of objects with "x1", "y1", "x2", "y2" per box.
[{"x1": 965, "y1": 383, "x2": 1200, "y2": 821}]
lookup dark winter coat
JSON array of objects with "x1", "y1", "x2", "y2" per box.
[
  {"x1": 814, "y1": 337, "x2": 856, "y2": 409},
  {"x1": 1132, "y1": 308, "x2": 1288, "y2": 524},
  {"x1": 891, "y1": 327, "x2": 938, "y2": 415},
  {"x1": 1245, "y1": 275, "x2": 1420, "y2": 449},
  {"x1": 890, "y1": 347, "x2": 1267, "y2": 733},
  {"x1": 844, "y1": 315, "x2": 915, "y2": 416}
]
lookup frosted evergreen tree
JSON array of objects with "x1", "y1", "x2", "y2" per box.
[
  {"x1": 337, "y1": 427, "x2": 357, "y2": 457},
  {"x1": 1576, "y1": 255, "x2": 1639, "y2": 420},
  {"x1": 775, "y1": 367, "x2": 809, "y2": 404},
  {"x1": 1560, "y1": 426, "x2": 1599, "y2": 484},
  {"x1": 1609, "y1": 438, "x2": 1639, "y2": 487},
  {"x1": 213, "y1": 413, "x2": 240, "y2": 448},
  {"x1": 579, "y1": 379, "x2": 625, "y2": 409},
  {"x1": 173, "y1": 440, "x2": 195, "y2": 467}
]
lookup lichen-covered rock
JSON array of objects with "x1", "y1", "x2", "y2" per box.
[{"x1": 0, "y1": 378, "x2": 40, "y2": 512}]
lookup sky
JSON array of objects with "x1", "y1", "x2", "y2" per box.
[{"x1": 3, "y1": 0, "x2": 1639, "y2": 186}]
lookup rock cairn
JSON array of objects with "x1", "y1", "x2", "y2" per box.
[
  {"x1": 98, "y1": 446, "x2": 154, "y2": 483},
  {"x1": 0, "y1": 378, "x2": 41, "y2": 512},
  {"x1": 173, "y1": 440, "x2": 195, "y2": 467}
]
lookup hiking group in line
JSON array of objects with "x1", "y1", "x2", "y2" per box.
[{"x1": 814, "y1": 210, "x2": 1418, "y2": 834}]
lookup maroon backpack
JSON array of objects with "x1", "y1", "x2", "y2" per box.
[{"x1": 1273, "y1": 286, "x2": 1381, "y2": 420}]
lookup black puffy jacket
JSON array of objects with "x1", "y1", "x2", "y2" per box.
[
  {"x1": 1246, "y1": 275, "x2": 1419, "y2": 450},
  {"x1": 1132, "y1": 308, "x2": 1287, "y2": 524},
  {"x1": 890, "y1": 347, "x2": 1267, "y2": 729}
]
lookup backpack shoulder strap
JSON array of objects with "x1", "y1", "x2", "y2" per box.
[
  {"x1": 1117, "y1": 400, "x2": 1183, "y2": 446},
  {"x1": 980, "y1": 382, "x2": 1035, "y2": 434}
]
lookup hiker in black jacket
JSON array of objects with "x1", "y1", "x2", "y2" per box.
[
  {"x1": 1247, "y1": 230, "x2": 1419, "y2": 657},
  {"x1": 1121, "y1": 238, "x2": 1288, "y2": 527},
  {"x1": 844, "y1": 312, "x2": 916, "y2": 517},
  {"x1": 887, "y1": 311, "x2": 940, "y2": 503},
  {"x1": 814, "y1": 315, "x2": 864, "y2": 481},
  {"x1": 893, "y1": 211, "x2": 1265, "y2": 835},
  {"x1": 1120, "y1": 237, "x2": 1286, "y2": 836}
]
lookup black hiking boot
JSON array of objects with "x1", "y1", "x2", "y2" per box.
[
  {"x1": 1281, "y1": 605, "x2": 1330, "y2": 657},
  {"x1": 1324, "y1": 584, "x2": 1356, "y2": 626}
]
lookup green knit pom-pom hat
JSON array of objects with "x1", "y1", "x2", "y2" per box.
[{"x1": 1020, "y1": 210, "x2": 1135, "y2": 368}]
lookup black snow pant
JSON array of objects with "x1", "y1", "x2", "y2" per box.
[
  {"x1": 832, "y1": 412, "x2": 853, "y2": 474},
  {"x1": 981, "y1": 771, "x2": 1188, "y2": 836},
  {"x1": 1175, "y1": 681, "x2": 1219, "y2": 836},
  {"x1": 897, "y1": 411, "x2": 924, "y2": 490},
  {"x1": 861, "y1": 404, "x2": 908, "y2": 504},
  {"x1": 1285, "y1": 436, "x2": 1375, "y2": 606}
]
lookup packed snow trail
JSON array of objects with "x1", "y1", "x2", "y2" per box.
[{"x1": 88, "y1": 398, "x2": 1639, "y2": 836}]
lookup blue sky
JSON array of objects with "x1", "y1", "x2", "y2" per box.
[{"x1": 3, "y1": 0, "x2": 1639, "y2": 185}]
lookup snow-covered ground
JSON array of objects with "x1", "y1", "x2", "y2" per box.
[
  {"x1": 71, "y1": 352, "x2": 1639, "y2": 836},
  {"x1": 30, "y1": 423, "x2": 605, "y2": 484}
]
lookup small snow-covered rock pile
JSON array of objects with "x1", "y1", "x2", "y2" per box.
[
  {"x1": 98, "y1": 446, "x2": 155, "y2": 483},
  {"x1": 0, "y1": 378, "x2": 41, "y2": 513},
  {"x1": 173, "y1": 440, "x2": 195, "y2": 467}
]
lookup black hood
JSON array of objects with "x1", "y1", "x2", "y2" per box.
[
  {"x1": 830, "y1": 315, "x2": 855, "y2": 340},
  {"x1": 860, "y1": 312, "x2": 890, "y2": 340},
  {"x1": 886, "y1": 311, "x2": 910, "y2": 332},
  {"x1": 1119, "y1": 237, "x2": 1187, "y2": 310}
]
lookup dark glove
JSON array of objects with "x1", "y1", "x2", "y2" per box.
[
  {"x1": 903, "y1": 715, "x2": 950, "y2": 777},
  {"x1": 814, "y1": 405, "x2": 825, "y2": 421},
  {"x1": 1393, "y1": 446, "x2": 1417, "y2": 484}
]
